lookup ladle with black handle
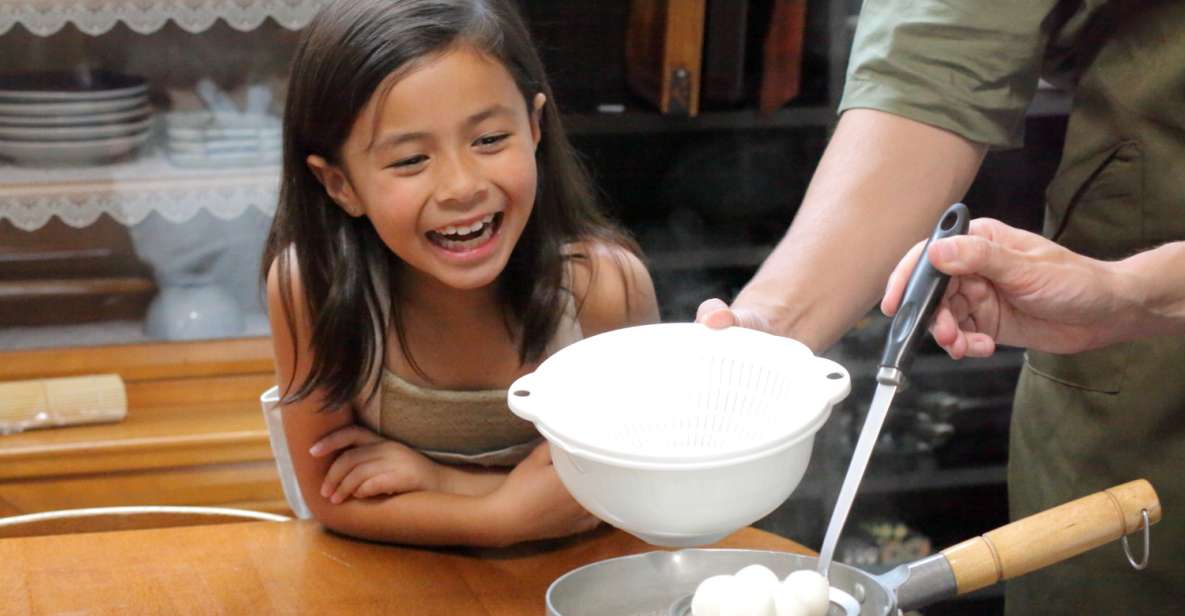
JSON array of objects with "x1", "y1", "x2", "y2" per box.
[{"x1": 816, "y1": 202, "x2": 971, "y2": 577}]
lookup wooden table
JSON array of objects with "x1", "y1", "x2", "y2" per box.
[{"x1": 0, "y1": 520, "x2": 810, "y2": 615}]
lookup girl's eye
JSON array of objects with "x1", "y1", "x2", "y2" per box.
[
  {"x1": 474, "y1": 133, "x2": 510, "y2": 148},
  {"x1": 390, "y1": 155, "x2": 428, "y2": 168}
]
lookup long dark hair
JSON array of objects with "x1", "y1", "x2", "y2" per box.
[{"x1": 262, "y1": 0, "x2": 638, "y2": 410}]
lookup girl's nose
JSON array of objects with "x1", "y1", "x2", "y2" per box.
[{"x1": 433, "y1": 153, "x2": 486, "y2": 208}]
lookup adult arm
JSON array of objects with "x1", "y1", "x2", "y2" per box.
[
  {"x1": 698, "y1": 0, "x2": 1073, "y2": 351},
  {"x1": 699, "y1": 109, "x2": 985, "y2": 351}
]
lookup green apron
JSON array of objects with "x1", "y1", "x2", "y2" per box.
[{"x1": 1007, "y1": 3, "x2": 1185, "y2": 614}]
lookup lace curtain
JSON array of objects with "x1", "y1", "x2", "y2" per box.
[
  {"x1": 0, "y1": 0, "x2": 330, "y2": 36},
  {"x1": 0, "y1": 150, "x2": 278, "y2": 231}
]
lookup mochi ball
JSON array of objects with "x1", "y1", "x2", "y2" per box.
[
  {"x1": 770, "y1": 583, "x2": 810, "y2": 616},
  {"x1": 725, "y1": 572, "x2": 777, "y2": 616},
  {"x1": 691, "y1": 574, "x2": 739, "y2": 616},
  {"x1": 734, "y1": 565, "x2": 781, "y2": 593},
  {"x1": 782, "y1": 570, "x2": 831, "y2": 616}
]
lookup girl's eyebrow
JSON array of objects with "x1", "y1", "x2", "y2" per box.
[
  {"x1": 369, "y1": 104, "x2": 515, "y2": 152},
  {"x1": 371, "y1": 131, "x2": 430, "y2": 152},
  {"x1": 466, "y1": 103, "x2": 514, "y2": 126}
]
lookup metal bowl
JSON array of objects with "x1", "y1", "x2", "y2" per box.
[{"x1": 546, "y1": 549, "x2": 893, "y2": 616}]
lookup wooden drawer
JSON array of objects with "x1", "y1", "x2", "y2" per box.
[
  {"x1": 0, "y1": 401, "x2": 276, "y2": 481},
  {"x1": 0, "y1": 461, "x2": 288, "y2": 517},
  {"x1": 0, "y1": 338, "x2": 288, "y2": 518}
]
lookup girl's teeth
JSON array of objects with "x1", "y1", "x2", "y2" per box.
[
  {"x1": 438, "y1": 223, "x2": 494, "y2": 251},
  {"x1": 436, "y1": 213, "x2": 496, "y2": 237}
]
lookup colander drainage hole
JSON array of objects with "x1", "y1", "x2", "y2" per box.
[
  {"x1": 512, "y1": 390, "x2": 530, "y2": 397},
  {"x1": 826, "y1": 372, "x2": 843, "y2": 380}
]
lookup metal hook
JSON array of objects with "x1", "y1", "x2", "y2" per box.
[{"x1": 1121, "y1": 509, "x2": 1151, "y2": 571}]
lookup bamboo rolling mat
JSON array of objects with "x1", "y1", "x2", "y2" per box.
[{"x1": 0, "y1": 374, "x2": 127, "y2": 435}]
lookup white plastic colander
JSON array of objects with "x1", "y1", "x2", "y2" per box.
[{"x1": 508, "y1": 323, "x2": 850, "y2": 546}]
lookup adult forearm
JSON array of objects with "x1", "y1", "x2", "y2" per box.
[
  {"x1": 1109, "y1": 241, "x2": 1185, "y2": 342},
  {"x1": 733, "y1": 109, "x2": 985, "y2": 351}
]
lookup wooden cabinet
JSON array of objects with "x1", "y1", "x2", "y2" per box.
[
  {"x1": 0, "y1": 2, "x2": 304, "y2": 516},
  {"x1": 0, "y1": 338, "x2": 288, "y2": 516}
]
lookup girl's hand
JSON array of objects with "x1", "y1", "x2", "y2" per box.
[
  {"x1": 310, "y1": 425, "x2": 443, "y2": 504},
  {"x1": 882, "y1": 218, "x2": 1121, "y2": 357},
  {"x1": 488, "y1": 442, "x2": 600, "y2": 544}
]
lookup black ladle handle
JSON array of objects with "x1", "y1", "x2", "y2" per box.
[{"x1": 879, "y1": 203, "x2": 970, "y2": 382}]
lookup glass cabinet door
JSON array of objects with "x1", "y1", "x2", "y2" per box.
[{"x1": 0, "y1": 1, "x2": 328, "y2": 349}]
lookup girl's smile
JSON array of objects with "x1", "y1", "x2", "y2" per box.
[{"x1": 425, "y1": 211, "x2": 504, "y2": 260}]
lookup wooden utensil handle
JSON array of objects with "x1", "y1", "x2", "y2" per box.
[{"x1": 941, "y1": 479, "x2": 1161, "y2": 594}]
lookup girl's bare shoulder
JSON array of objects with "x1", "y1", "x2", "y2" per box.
[
  {"x1": 563, "y1": 238, "x2": 659, "y2": 336},
  {"x1": 266, "y1": 244, "x2": 305, "y2": 304},
  {"x1": 265, "y1": 245, "x2": 316, "y2": 346}
]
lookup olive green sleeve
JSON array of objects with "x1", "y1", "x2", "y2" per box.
[{"x1": 839, "y1": 0, "x2": 1062, "y2": 149}]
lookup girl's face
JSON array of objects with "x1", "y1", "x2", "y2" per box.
[{"x1": 308, "y1": 45, "x2": 543, "y2": 294}]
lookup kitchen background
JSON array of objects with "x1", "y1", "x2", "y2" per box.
[{"x1": 0, "y1": 2, "x2": 1071, "y2": 614}]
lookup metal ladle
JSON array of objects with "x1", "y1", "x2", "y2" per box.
[{"x1": 815, "y1": 202, "x2": 970, "y2": 578}]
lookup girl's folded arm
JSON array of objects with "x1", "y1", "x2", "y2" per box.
[
  {"x1": 303, "y1": 482, "x2": 517, "y2": 547},
  {"x1": 280, "y1": 385, "x2": 518, "y2": 546},
  {"x1": 309, "y1": 423, "x2": 506, "y2": 501}
]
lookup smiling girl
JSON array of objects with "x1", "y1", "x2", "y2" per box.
[{"x1": 262, "y1": 0, "x2": 659, "y2": 546}]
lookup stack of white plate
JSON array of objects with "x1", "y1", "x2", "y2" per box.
[
  {"x1": 164, "y1": 111, "x2": 281, "y2": 168},
  {"x1": 0, "y1": 70, "x2": 153, "y2": 166}
]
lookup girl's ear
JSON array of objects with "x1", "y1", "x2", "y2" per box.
[
  {"x1": 530, "y1": 93, "x2": 547, "y2": 148},
  {"x1": 306, "y1": 154, "x2": 365, "y2": 217}
]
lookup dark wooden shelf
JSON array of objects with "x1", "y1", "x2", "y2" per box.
[
  {"x1": 647, "y1": 245, "x2": 776, "y2": 271},
  {"x1": 561, "y1": 85, "x2": 1065, "y2": 138},
  {"x1": 563, "y1": 105, "x2": 835, "y2": 136},
  {"x1": 859, "y1": 464, "x2": 1008, "y2": 495},
  {"x1": 796, "y1": 460, "x2": 1007, "y2": 503}
]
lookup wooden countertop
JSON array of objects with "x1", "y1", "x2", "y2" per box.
[{"x1": 1, "y1": 520, "x2": 811, "y2": 615}]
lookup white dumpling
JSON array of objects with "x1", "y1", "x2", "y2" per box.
[
  {"x1": 724, "y1": 572, "x2": 777, "y2": 616},
  {"x1": 782, "y1": 570, "x2": 831, "y2": 616},
  {"x1": 691, "y1": 574, "x2": 737, "y2": 616},
  {"x1": 734, "y1": 565, "x2": 781, "y2": 592},
  {"x1": 770, "y1": 583, "x2": 810, "y2": 616}
]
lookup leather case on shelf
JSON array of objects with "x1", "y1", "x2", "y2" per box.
[
  {"x1": 758, "y1": 0, "x2": 807, "y2": 113},
  {"x1": 701, "y1": 0, "x2": 749, "y2": 107},
  {"x1": 625, "y1": 0, "x2": 707, "y2": 116}
]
